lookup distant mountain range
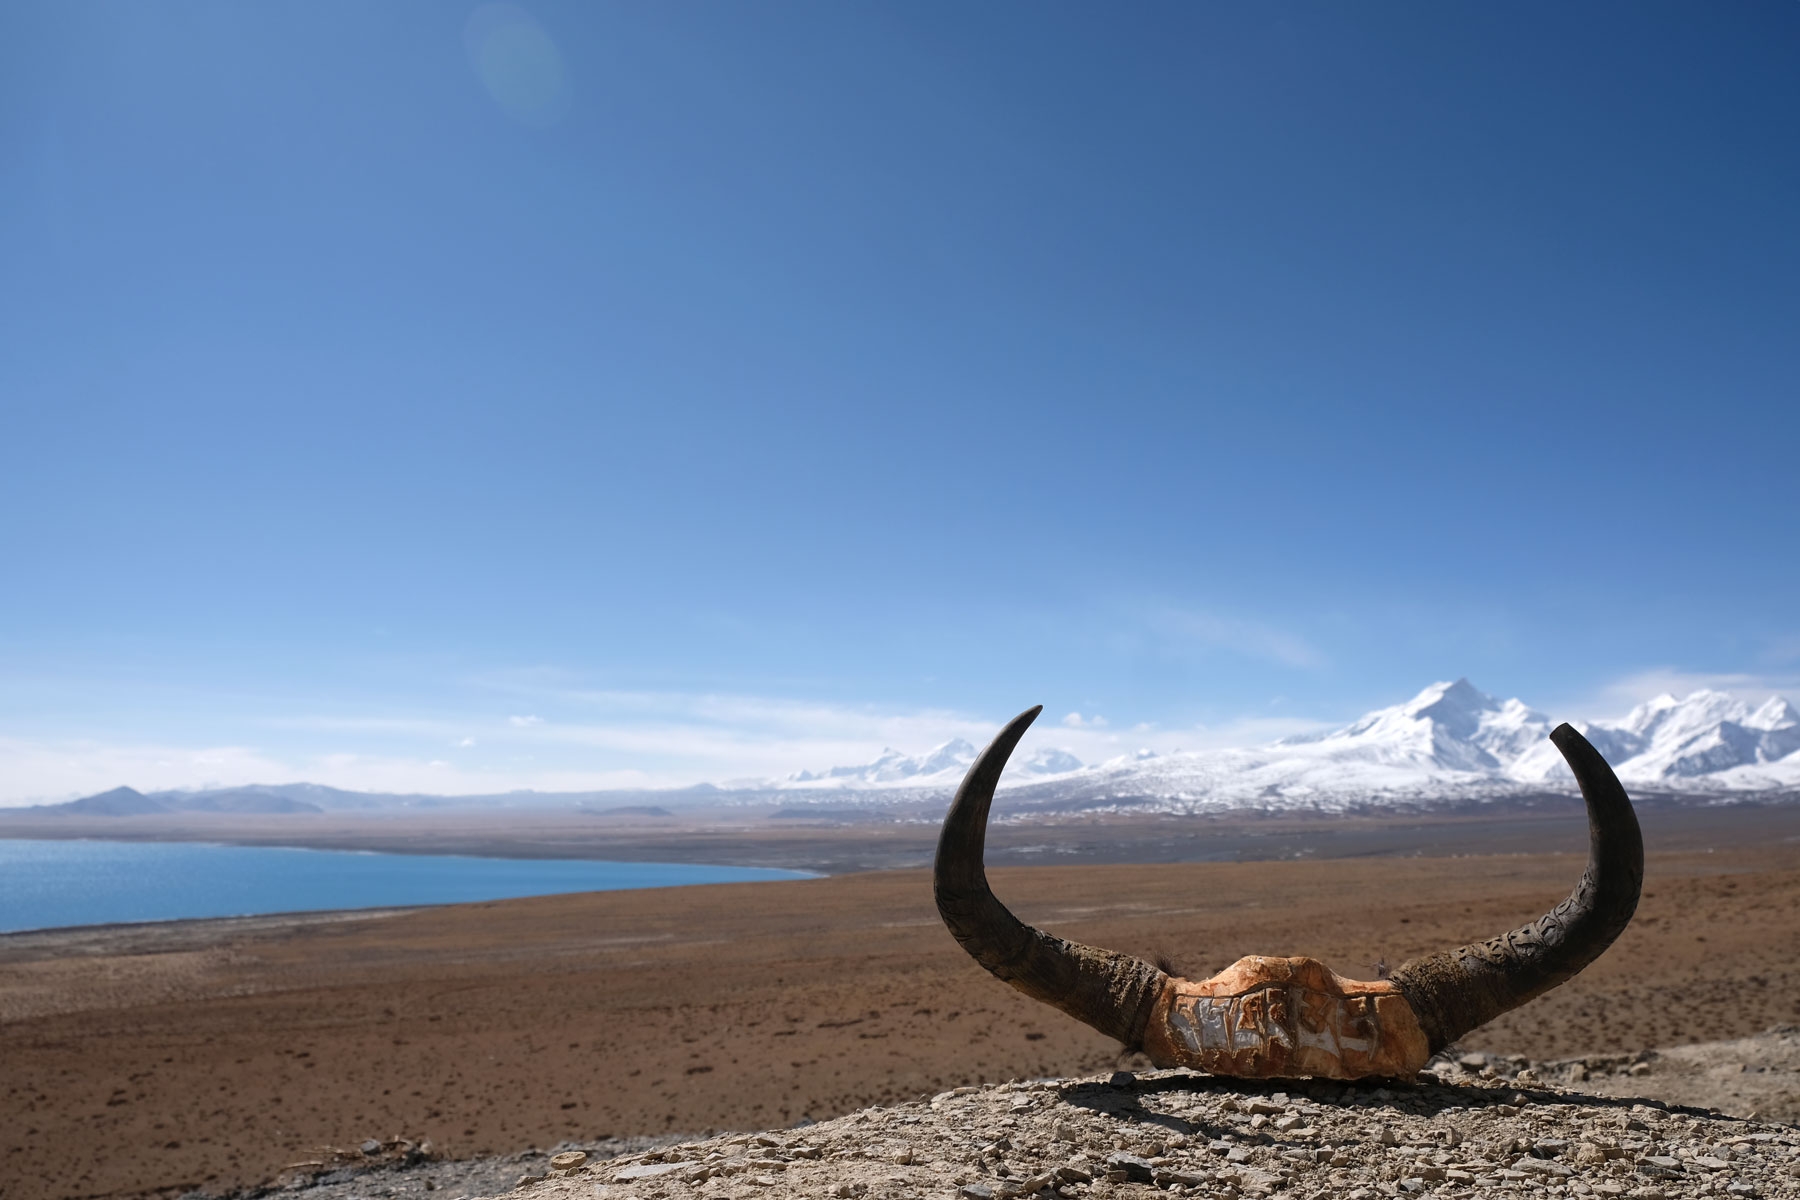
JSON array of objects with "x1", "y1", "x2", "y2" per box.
[
  {"x1": 20, "y1": 680, "x2": 1800, "y2": 818},
  {"x1": 757, "y1": 678, "x2": 1800, "y2": 809},
  {"x1": 22, "y1": 780, "x2": 713, "y2": 817},
  {"x1": 48, "y1": 786, "x2": 330, "y2": 816},
  {"x1": 983, "y1": 679, "x2": 1800, "y2": 814}
]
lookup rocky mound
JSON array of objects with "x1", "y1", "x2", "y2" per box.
[
  {"x1": 519, "y1": 1071, "x2": 1794, "y2": 1200},
  {"x1": 237, "y1": 1035, "x2": 1800, "y2": 1200}
]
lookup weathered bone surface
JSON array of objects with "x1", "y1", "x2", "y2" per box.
[
  {"x1": 933, "y1": 702, "x2": 1643, "y2": 1081},
  {"x1": 1142, "y1": 955, "x2": 1430, "y2": 1080}
]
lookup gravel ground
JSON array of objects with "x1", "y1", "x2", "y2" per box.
[
  {"x1": 221, "y1": 1134, "x2": 691, "y2": 1200},
  {"x1": 1520, "y1": 1030, "x2": 1800, "y2": 1125},
  {"x1": 235, "y1": 1041, "x2": 1800, "y2": 1200},
  {"x1": 533, "y1": 1067, "x2": 1796, "y2": 1200}
]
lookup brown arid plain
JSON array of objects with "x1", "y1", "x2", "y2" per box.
[{"x1": 3, "y1": 804, "x2": 1799, "y2": 1200}]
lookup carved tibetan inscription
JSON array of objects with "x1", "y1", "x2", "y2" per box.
[{"x1": 1142, "y1": 956, "x2": 1431, "y2": 1080}]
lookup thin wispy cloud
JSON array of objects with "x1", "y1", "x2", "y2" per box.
[
  {"x1": 0, "y1": 736, "x2": 294, "y2": 805},
  {"x1": 470, "y1": 677, "x2": 1002, "y2": 757},
  {"x1": 262, "y1": 715, "x2": 448, "y2": 736},
  {"x1": 1183, "y1": 715, "x2": 1336, "y2": 748}
]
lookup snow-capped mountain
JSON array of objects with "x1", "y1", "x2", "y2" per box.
[
  {"x1": 986, "y1": 679, "x2": 1554, "y2": 812},
  {"x1": 1510, "y1": 689, "x2": 1800, "y2": 788},
  {"x1": 771, "y1": 679, "x2": 1800, "y2": 812},
  {"x1": 1279, "y1": 678, "x2": 1552, "y2": 774}
]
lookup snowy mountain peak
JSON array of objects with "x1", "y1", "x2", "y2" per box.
[
  {"x1": 1621, "y1": 689, "x2": 1747, "y2": 740},
  {"x1": 1024, "y1": 747, "x2": 1084, "y2": 775},
  {"x1": 1316, "y1": 679, "x2": 1552, "y2": 774},
  {"x1": 1508, "y1": 687, "x2": 1800, "y2": 783},
  {"x1": 1621, "y1": 692, "x2": 1681, "y2": 735},
  {"x1": 914, "y1": 738, "x2": 978, "y2": 775},
  {"x1": 1748, "y1": 696, "x2": 1799, "y2": 732},
  {"x1": 1403, "y1": 677, "x2": 1494, "y2": 724}
]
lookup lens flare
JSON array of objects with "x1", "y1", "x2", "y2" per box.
[{"x1": 463, "y1": 2, "x2": 571, "y2": 128}]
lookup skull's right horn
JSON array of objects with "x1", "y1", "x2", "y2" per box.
[{"x1": 1390, "y1": 722, "x2": 1644, "y2": 1053}]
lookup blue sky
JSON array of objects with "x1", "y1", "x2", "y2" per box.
[{"x1": 3, "y1": 3, "x2": 1797, "y2": 801}]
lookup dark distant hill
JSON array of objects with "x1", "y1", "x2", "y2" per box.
[
  {"x1": 155, "y1": 783, "x2": 400, "y2": 811},
  {"x1": 24, "y1": 783, "x2": 725, "y2": 816},
  {"x1": 43, "y1": 786, "x2": 171, "y2": 816},
  {"x1": 32, "y1": 785, "x2": 319, "y2": 816}
]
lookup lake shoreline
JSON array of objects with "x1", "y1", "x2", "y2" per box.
[
  {"x1": 2, "y1": 798, "x2": 1797, "y2": 880},
  {"x1": 5, "y1": 799, "x2": 1796, "y2": 939}
]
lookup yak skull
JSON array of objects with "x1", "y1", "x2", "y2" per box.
[{"x1": 934, "y1": 706, "x2": 1643, "y2": 1080}]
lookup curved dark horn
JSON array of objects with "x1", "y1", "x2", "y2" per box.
[
  {"x1": 934, "y1": 705, "x2": 1168, "y2": 1048},
  {"x1": 1391, "y1": 722, "x2": 1643, "y2": 1053}
]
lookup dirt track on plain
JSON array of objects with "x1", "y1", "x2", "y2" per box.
[{"x1": 5, "y1": 842, "x2": 1800, "y2": 1200}]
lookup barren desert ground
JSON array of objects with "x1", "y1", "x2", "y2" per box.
[{"x1": 3, "y1": 809, "x2": 1799, "y2": 1200}]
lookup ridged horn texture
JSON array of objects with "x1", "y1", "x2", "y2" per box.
[
  {"x1": 934, "y1": 706, "x2": 1169, "y2": 1048},
  {"x1": 1390, "y1": 722, "x2": 1644, "y2": 1053}
]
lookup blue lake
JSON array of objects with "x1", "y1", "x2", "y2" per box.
[{"x1": 0, "y1": 839, "x2": 817, "y2": 933}]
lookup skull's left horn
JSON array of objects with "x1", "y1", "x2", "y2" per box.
[{"x1": 933, "y1": 705, "x2": 1169, "y2": 1048}]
